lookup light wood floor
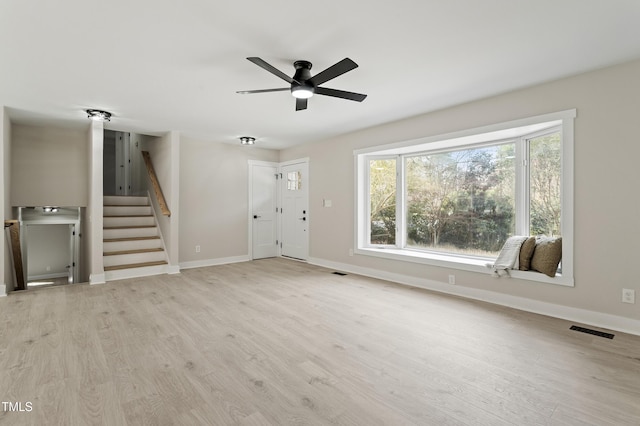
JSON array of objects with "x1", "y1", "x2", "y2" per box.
[{"x1": 1, "y1": 258, "x2": 639, "y2": 425}]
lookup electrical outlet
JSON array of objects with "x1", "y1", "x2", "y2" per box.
[
  {"x1": 448, "y1": 274, "x2": 456, "y2": 285},
  {"x1": 348, "y1": 249, "x2": 354, "y2": 257},
  {"x1": 622, "y1": 289, "x2": 635, "y2": 304},
  {"x1": 195, "y1": 245, "x2": 201, "y2": 253}
]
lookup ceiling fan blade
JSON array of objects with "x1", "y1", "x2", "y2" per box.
[
  {"x1": 296, "y1": 98, "x2": 308, "y2": 111},
  {"x1": 315, "y1": 87, "x2": 367, "y2": 102},
  {"x1": 247, "y1": 57, "x2": 298, "y2": 84},
  {"x1": 236, "y1": 88, "x2": 289, "y2": 94},
  {"x1": 309, "y1": 58, "x2": 358, "y2": 86}
]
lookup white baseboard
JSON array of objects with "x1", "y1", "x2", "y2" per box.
[
  {"x1": 166, "y1": 264, "x2": 181, "y2": 275},
  {"x1": 90, "y1": 273, "x2": 106, "y2": 285},
  {"x1": 179, "y1": 255, "x2": 250, "y2": 270},
  {"x1": 0, "y1": 284, "x2": 6, "y2": 297},
  {"x1": 308, "y1": 257, "x2": 640, "y2": 337},
  {"x1": 104, "y1": 264, "x2": 169, "y2": 282}
]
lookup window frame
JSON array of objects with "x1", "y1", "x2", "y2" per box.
[{"x1": 354, "y1": 110, "x2": 575, "y2": 287}]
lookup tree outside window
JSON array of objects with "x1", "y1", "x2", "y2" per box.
[{"x1": 367, "y1": 130, "x2": 561, "y2": 259}]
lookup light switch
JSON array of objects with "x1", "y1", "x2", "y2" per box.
[{"x1": 323, "y1": 199, "x2": 332, "y2": 207}]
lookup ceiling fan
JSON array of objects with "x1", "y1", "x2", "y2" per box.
[{"x1": 237, "y1": 57, "x2": 367, "y2": 111}]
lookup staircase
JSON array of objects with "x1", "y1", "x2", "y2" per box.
[{"x1": 103, "y1": 195, "x2": 168, "y2": 280}]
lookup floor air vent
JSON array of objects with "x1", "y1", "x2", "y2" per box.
[
  {"x1": 332, "y1": 272, "x2": 347, "y2": 276},
  {"x1": 570, "y1": 325, "x2": 614, "y2": 339}
]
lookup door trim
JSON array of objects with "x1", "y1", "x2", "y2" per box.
[{"x1": 248, "y1": 158, "x2": 310, "y2": 262}]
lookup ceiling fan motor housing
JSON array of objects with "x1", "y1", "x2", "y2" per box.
[{"x1": 291, "y1": 60, "x2": 315, "y2": 96}]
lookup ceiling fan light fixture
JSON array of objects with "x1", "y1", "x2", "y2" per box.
[
  {"x1": 240, "y1": 136, "x2": 256, "y2": 145},
  {"x1": 86, "y1": 109, "x2": 112, "y2": 122},
  {"x1": 291, "y1": 86, "x2": 314, "y2": 99},
  {"x1": 239, "y1": 57, "x2": 366, "y2": 111}
]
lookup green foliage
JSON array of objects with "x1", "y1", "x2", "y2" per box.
[
  {"x1": 369, "y1": 159, "x2": 397, "y2": 244},
  {"x1": 368, "y1": 133, "x2": 561, "y2": 256},
  {"x1": 405, "y1": 146, "x2": 515, "y2": 255},
  {"x1": 529, "y1": 133, "x2": 561, "y2": 236}
]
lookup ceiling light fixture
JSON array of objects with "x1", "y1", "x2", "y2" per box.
[
  {"x1": 86, "y1": 109, "x2": 112, "y2": 122},
  {"x1": 291, "y1": 85, "x2": 314, "y2": 99},
  {"x1": 240, "y1": 136, "x2": 256, "y2": 145}
]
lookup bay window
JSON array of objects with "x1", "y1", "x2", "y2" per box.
[{"x1": 355, "y1": 110, "x2": 574, "y2": 286}]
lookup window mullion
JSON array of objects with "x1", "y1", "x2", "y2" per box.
[
  {"x1": 515, "y1": 138, "x2": 529, "y2": 235},
  {"x1": 396, "y1": 155, "x2": 405, "y2": 248},
  {"x1": 364, "y1": 156, "x2": 373, "y2": 246}
]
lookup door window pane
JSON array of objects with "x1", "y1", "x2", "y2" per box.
[{"x1": 287, "y1": 171, "x2": 301, "y2": 191}]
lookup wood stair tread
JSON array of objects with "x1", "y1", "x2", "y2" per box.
[
  {"x1": 104, "y1": 225, "x2": 157, "y2": 229},
  {"x1": 104, "y1": 215, "x2": 153, "y2": 218},
  {"x1": 104, "y1": 204, "x2": 150, "y2": 207},
  {"x1": 104, "y1": 236, "x2": 161, "y2": 242},
  {"x1": 104, "y1": 248, "x2": 164, "y2": 256},
  {"x1": 104, "y1": 260, "x2": 168, "y2": 271}
]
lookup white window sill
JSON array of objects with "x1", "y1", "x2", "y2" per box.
[{"x1": 355, "y1": 247, "x2": 573, "y2": 287}]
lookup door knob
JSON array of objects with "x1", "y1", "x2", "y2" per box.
[
  {"x1": 253, "y1": 215, "x2": 261, "y2": 219},
  {"x1": 298, "y1": 217, "x2": 306, "y2": 221}
]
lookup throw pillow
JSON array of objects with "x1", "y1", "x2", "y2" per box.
[
  {"x1": 519, "y1": 237, "x2": 537, "y2": 271},
  {"x1": 530, "y1": 237, "x2": 562, "y2": 277}
]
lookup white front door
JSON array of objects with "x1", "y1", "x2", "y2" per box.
[
  {"x1": 280, "y1": 161, "x2": 309, "y2": 260},
  {"x1": 250, "y1": 162, "x2": 278, "y2": 259}
]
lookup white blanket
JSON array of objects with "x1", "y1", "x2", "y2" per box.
[{"x1": 487, "y1": 236, "x2": 528, "y2": 277}]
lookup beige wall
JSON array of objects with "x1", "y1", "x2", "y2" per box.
[
  {"x1": 280, "y1": 59, "x2": 640, "y2": 321},
  {"x1": 11, "y1": 124, "x2": 88, "y2": 207},
  {"x1": 179, "y1": 138, "x2": 278, "y2": 263},
  {"x1": 26, "y1": 224, "x2": 70, "y2": 277}
]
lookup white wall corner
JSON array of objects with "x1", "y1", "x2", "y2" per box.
[
  {"x1": 307, "y1": 257, "x2": 640, "y2": 337},
  {"x1": 0, "y1": 284, "x2": 6, "y2": 296}
]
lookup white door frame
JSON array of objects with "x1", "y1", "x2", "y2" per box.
[
  {"x1": 247, "y1": 158, "x2": 310, "y2": 261},
  {"x1": 278, "y1": 158, "x2": 309, "y2": 260},
  {"x1": 19, "y1": 210, "x2": 81, "y2": 285},
  {"x1": 248, "y1": 160, "x2": 279, "y2": 260}
]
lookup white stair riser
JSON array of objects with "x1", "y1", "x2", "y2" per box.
[
  {"x1": 105, "y1": 264, "x2": 168, "y2": 281},
  {"x1": 104, "y1": 216, "x2": 155, "y2": 228},
  {"x1": 103, "y1": 239, "x2": 162, "y2": 252},
  {"x1": 103, "y1": 227, "x2": 159, "y2": 239},
  {"x1": 103, "y1": 196, "x2": 149, "y2": 206},
  {"x1": 103, "y1": 251, "x2": 167, "y2": 267},
  {"x1": 103, "y1": 205, "x2": 152, "y2": 216}
]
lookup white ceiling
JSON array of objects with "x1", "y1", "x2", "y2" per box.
[{"x1": 2, "y1": 0, "x2": 640, "y2": 150}]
